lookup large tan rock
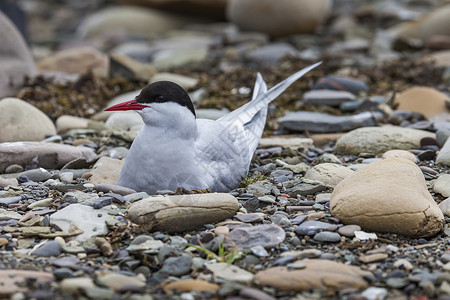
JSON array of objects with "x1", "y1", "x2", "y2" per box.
[
  {"x1": 37, "y1": 46, "x2": 108, "y2": 77},
  {"x1": 304, "y1": 163, "x2": 354, "y2": 187},
  {"x1": 0, "y1": 11, "x2": 37, "y2": 98},
  {"x1": 255, "y1": 259, "x2": 371, "y2": 291},
  {"x1": 393, "y1": 86, "x2": 450, "y2": 119},
  {"x1": 226, "y1": 0, "x2": 331, "y2": 37},
  {"x1": 0, "y1": 142, "x2": 96, "y2": 173},
  {"x1": 87, "y1": 157, "x2": 123, "y2": 185},
  {"x1": 128, "y1": 193, "x2": 239, "y2": 233},
  {"x1": 334, "y1": 126, "x2": 435, "y2": 155},
  {"x1": 0, "y1": 98, "x2": 56, "y2": 142},
  {"x1": 330, "y1": 158, "x2": 444, "y2": 238}
]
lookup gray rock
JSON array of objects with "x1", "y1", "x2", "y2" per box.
[
  {"x1": 313, "y1": 76, "x2": 369, "y2": 94},
  {"x1": 288, "y1": 183, "x2": 327, "y2": 197},
  {"x1": 246, "y1": 43, "x2": 297, "y2": 65},
  {"x1": 31, "y1": 240, "x2": 63, "y2": 257},
  {"x1": 0, "y1": 142, "x2": 96, "y2": 173},
  {"x1": 247, "y1": 182, "x2": 274, "y2": 197},
  {"x1": 338, "y1": 225, "x2": 361, "y2": 237},
  {"x1": 439, "y1": 198, "x2": 450, "y2": 216},
  {"x1": 152, "y1": 45, "x2": 209, "y2": 71},
  {"x1": 4, "y1": 164, "x2": 23, "y2": 173},
  {"x1": 313, "y1": 231, "x2": 341, "y2": 242},
  {"x1": 0, "y1": 98, "x2": 56, "y2": 143},
  {"x1": 50, "y1": 204, "x2": 112, "y2": 242},
  {"x1": 295, "y1": 221, "x2": 338, "y2": 235},
  {"x1": 235, "y1": 213, "x2": 264, "y2": 223},
  {"x1": 62, "y1": 191, "x2": 98, "y2": 206},
  {"x1": 0, "y1": 11, "x2": 36, "y2": 98},
  {"x1": 436, "y1": 137, "x2": 450, "y2": 166},
  {"x1": 278, "y1": 111, "x2": 379, "y2": 133},
  {"x1": 303, "y1": 89, "x2": 356, "y2": 107},
  {"x1": 161, "y1": 256, "x2": 192, "y2": 276},
  {"x1": 226, "y1": 224, "x2": 285, "y2": 249},
  {"x1": 335, "y1": 126, "x2": 436, "y2": 155},
  {"x1": 18, "y1": 168, "x2": 52, "y2": 182},
  {"x1": 95, "y1": 183, "x2": 136, "y2": 196},
  {"x1": 250, "y1": 245, "x2": 269, "y2": 257}
]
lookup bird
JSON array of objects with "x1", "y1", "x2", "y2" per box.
[{"x1": 105, "y1": 62, "x2": 321, "y2": 195}]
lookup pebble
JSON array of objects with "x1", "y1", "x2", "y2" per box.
[
  {"x1": 161, "y1": 256, "x2": 192, "y2": 276},
  {"x1": 206, "y1": 263, "x2": 254, "y2": 284},
  {"x1": 338, "y1": 224, "x2": 361, "y2": 237},
  {"x1": 313, "y1": 231, "x2": 341, "y2": 242},
  {"x1": 303, "y1": 89, "x2": 356, "y2": 107},
  {"x1": 295, "y1": 221, "x2": 338, "y2": 235},
  {"x1": 30, "y1": 240, "x2": 63, "y2": 257},
  {"x1": 227, "y1": 224, "x2": 285, "y2": 249}
]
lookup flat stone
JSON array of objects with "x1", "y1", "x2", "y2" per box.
[
  {"x1": 55, "y1": 115, "x2": 89, "y2": 134},
  {"x1": 278, "y1": 111, "x2": 379, "y2": 133},
  {"x1": 331, "y1": 158, "x2": 444, "y2": 237},
  {"x1": 50, "y1": 204, "x2": 111, "y2": 242},
  {"x1": 359, "y1": 253, "x2": 388, "y2": 263},
  {"x1": 19, "y1": 168, "x2": 52, "y2": 182},
  {"x1": 295, "y1": 221, "x2": 338, "y2": 235},
  {"x1": 226, "y1": 224, "x2": 285, "y2": 249},
  {"x1": 161, "y1": 256, "x2": 192, "y2": 276},
  {"x1": 338, "y1": 225, "x2": 361, "y2": 237},
  {"x1": 163, "y1": 279, "x2": 219, "y2": 292},
  {"x1": 96, "y1": 271, "x2": 145, "y2": 290},
  {"x1": 0, "y1": 142, "x2": 96, "y2": 173},
  {"x1": 438, "y1": 198, "x2": 450, "y2": 217},
  {"x1": 254, "y1": 259, "x2": 371, "y2": 291},
  {"x1": 281, "y1": 249, "x2": 322, "y2": 259},
  {"x1": 304, "y1": 163, "x2": 354, "y2": 187},
  {"x1": 234, "y1": 213, "x2": 264, "y2": 223},
  {"x1": 313, "y1": 231, "x2": 341, "y2": 242},
  {"x1": 206, "y1": 262, "x2": 254, "y2": 284},
  {"x1": 127, "y1": 193, "x2": 239, "y2": 233},
  {"x1": 60, "y1": 277, "x2": 95, "y2": 293},
  {"x1": 394, "y1": 86, "x2": 450, "y2": 118},
  {"x1": 30, "y1": 240, "x2": 63, "y2": 257},
  {"x1": 288, "y1": 183, "x2": 327, "y2": 197},
  {"x1": 303, "y1": 89, "x2": 356, "y2": 107},
  {"x1": 0, "y1": 98, "x2": 56, "y2": 143},
  {"x1": 434, "y1": 174, "x2": 450, "y2": 197},
  {"x1": 334, "y1": 126, "x2": 435, "y2": 155},
  {"x1": 246, "y1": 43, "x2": 297, "y2": 65},
  {"x1": 313, "y1": 76, "x2": 369, "y2": 94}
]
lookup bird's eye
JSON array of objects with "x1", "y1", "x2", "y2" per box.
[{"x1": 156, "y1": 95, "x2": 165, "y2": 102}]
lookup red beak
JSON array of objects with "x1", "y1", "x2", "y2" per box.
[{"x1": 105, "y1": 100, "x2": 147, "y2": 111}]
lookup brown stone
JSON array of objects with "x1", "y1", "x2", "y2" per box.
[
  {"x1": 255, "y1": 259, "x2": 371, "y2": 291},
  {"x1": 87, "y1": 157, "x2": 124, "y2": 185},
  {"x1": 330, "y1": 158, "x2": 444, "y2": 237},
  {"x1": 0, "y1": 270, "x2": 53, "y2": 296},
  {"x1": 381, "y1": 150, "x2": 417, "y2": 163},
  {"x1": 163, "y1": 279, "x2": 219, "y2": 292},
  {"x1": 394, "y1": 86, "x2": 450, "y2": 119},
  {"x1": 359, "y1": 253, "x2": 388, "y2": 263},
  {"x1": 128, "y1": 193, "x2": 239, "y2": 233}
]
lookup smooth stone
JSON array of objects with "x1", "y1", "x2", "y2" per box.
[
  {"x1": 313, "y1": 231, "x2": 341, "y2": 243},
  {"x1": 278, "y1": 111, "x2": 379, "y2": 133},
  {"x1": 78, "y1": 6, "x2": 193, "y2": 38},
  {"x1": 206, "y1": 263, "x2": 254, "y2": 284},
  {"x1": 55, "y1": 115, "x2": 89, "y2": 134},
  {"x1": 128, "y1": 193, "x2": 239, "y2": 233},
  {"x1": 50, "y1": 204, "x2": 111, "y2": 242},
  {"x1": 150, "y1": 73, "x2": 198, "y2": 90},
  {"x1": 0, "y1": 142, "x2": 96, "y2": 173},
  {"x1": 361, "y1": 287, "x2": 388, "y2": 300},
  {"x1": 0, "y1": 98, "x2": 56, "y2": 143},
  {"x1": 53, "y1": 268, "x2": 75, "y2": 280},
  {"x1": 250, "y1": 245, "x2": 269, "y2": 257},
  {"x1": 62, "y1": 191, "x2": 98, "y2": 206},
  {"x1": 258, "y1": 137, "x2": 313, "y2": 149},
  {"x1": 354, "y1": 231, "x2": 378, "y2": 240},
  {"x1": 313, "y1": 76, "x2": 369, "y2": 94},
  {"x1": 436, "y1": 137, "x2": 450, "y2": 166},
  {"x1": 226, "y1": 0, "x2": 331, "y2": 37},
  {"x1": 334, "y1": 126, "x2": 435, "y2": 155},
  {"x1": 303, "y1": 89, "x2": 356, "y2": 107},
  {"x1": 0, "y1": 11, "x2": 36, "y2": 98},
  {"x1": 295, "y1": 221, "x2": 338, "y2": 236},
  {"x1": 330, "y1": 158, "x2": 444, "y2": 237},
  {"x1": 338, "y1": 225, "x2": 361, "y2": 237},
  {"x1": 37, "y1": 46, "x2": 108, "y2": 77},
  {"x1": 246, "y1": 43, "x2": 297, "y2": 65},
  {"x1": 234, "y1": 213, "x2": 264, "y2": 223},
  {"x1": 105, "y1": 112, "x2": 143, "y2": 131},
  {"x1": 394, "y1": 86, "x2": 450, "y2": 119},
  {"x1": 109, "y1": 51, "x2": 156, "y2": 81},
  {"x1": 226, "y1": 224, "x2": 285, "y2": 249},
  {"x1": 95, "y1": 183, "x2": 136, "y2": 196},
  {"x1": 96, "y1": 271, "x2": 145, "y2": 290},
  {"x1": 87, "y1": 157, "x2": 124, "y2": 185},
  {"x1": 152, "y1": 45, "x2": 209, "y2": 71},
  {"x1": 359, "y1": 253, "x2": 388, "y2": 264},
  {"x1": 246, "y1": 182, "x2": 273, "y2": 197},
  {"x1": 18, "y1": 168, "x2": 52, "y2": 182},
  {"x1": 382, "y1": 150, "x2": 417, "y2": 163},
  {"x1": 163, "y1": 279, "x2": 219, "y2": 292},
  {"x1": 161, "y1": 256, "x2": 192, "y2": 276},
  {"x1": 4, "y1": 164, "x2": 23, "y2": 174},
  {"x1": 288, "y1": 183, "x2": 327, "y2": 197},
  {"x1": 434, "y1": 174, "x2": 450, "y2": 197},
  {"x1": 438, "y1": 198, "x2": 450, "y2": 217},
  {"x1": 0, "y1": 270, "x2": 52, "y2": 296},
  {"x1": 60, "y1": 277, "x2": 95, "y2": 293},
  {"x1": 254, "y1": 259, "x2": 371, "y2": 291},
  {"x1": 0, "y1": 177, "x2": 18, "y2": 187},
  {"x1": 281, "y1": 249, "x2": 322, "y2": 259},
  {"x1": 30, "y1": 240, "x2": 63, "y2": 257},
  {"x1": 82, "y1": 287, "x2": 115, "y2": 300},
  {"x1": 304, "y1": 163, "x2": 354, "y2": 187}
]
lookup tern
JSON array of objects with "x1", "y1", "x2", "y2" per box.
[{"x1": 105, "y1": 62, "x2": 321, "y2": 195}]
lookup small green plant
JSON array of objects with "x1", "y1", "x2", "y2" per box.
[
  {"x1": 239, "y1": 172, "x2": 268, "y2": 188},
  {"x1": 186, "y1": 239, "x2": 246, "y2": 264}
]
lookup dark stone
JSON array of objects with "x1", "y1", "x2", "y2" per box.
[
  {"x1": 93, "y1": 196, "x2": 113, "y2": 209},
  {"x1": 313, "y1": 76, "x2": 369, "y2": 94},
  {"x1": 161, "y1": 256, "x2": 192, "y2": 276},
  {"x1": 31, "y1": 240, "x2": 63, "y2": 257}
]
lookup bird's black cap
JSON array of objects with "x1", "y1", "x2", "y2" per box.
[{"x1": 135, "y1": 81, "x2": 196, "y2": 117}]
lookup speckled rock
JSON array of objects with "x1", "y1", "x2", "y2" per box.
[
  {"x1": 382, "y1": 150, "x2": 417, "y2": 163},
  {"x1": 304, "y1": 163, "x2": 354, "y2": 187},
  {"x1": 330, "y1": 158, "x2": 444, "y2": 237}
]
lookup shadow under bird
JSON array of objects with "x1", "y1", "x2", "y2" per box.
[{"x1": 105, "y1": 62, "x2": 321, "y2": 195}]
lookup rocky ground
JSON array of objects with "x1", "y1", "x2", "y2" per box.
[{"x1": 0, "y1": 0, "x2": 450, "y2": 299}]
